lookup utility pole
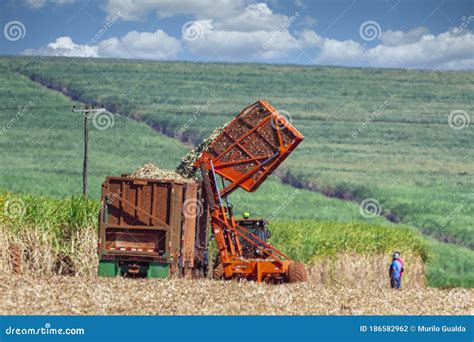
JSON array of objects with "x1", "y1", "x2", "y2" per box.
[
  {"x1": 83, "y1": 106, "x2": 89, "y2": 198},
  {"x1": 72, "y1": 105, "x2": 105, "y2": 198}
]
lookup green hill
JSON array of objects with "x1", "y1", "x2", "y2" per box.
[{"x1": 4, "y1": 56, "x2": 472, "y2": 250}]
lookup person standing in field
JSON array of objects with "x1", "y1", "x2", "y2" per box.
[{"x1": 389, "y1": 252, "x2": 404, "y2": 289}]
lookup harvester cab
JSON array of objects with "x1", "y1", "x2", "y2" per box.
[
  {"x1": 235, "y1": 218, "x2": 271, "y2": 258},
  {"x1": 195, "y1": 100, "x2": 308, "y2": 283}
]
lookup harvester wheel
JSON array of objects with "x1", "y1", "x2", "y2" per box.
[
  {"x1": 213, "y1": 263, "x2": 224, "y2": 280},
  {"x1": 287, "y1": 262, "x2": 308, "y2": 283}
]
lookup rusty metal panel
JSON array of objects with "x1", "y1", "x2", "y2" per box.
[
  {"x1": 182, "y1": 183, "x2": 198, "y2": 267},
  {"x1": 105, "y1": 228, "x2": 165, "y2": 252},
  {"x1": 107, "y1": 180, "x2": 121, "y2": 225},
  {"x1": 103, "y1": 177, "x2": 172, "y2": 228},
  {"x1": 195, "y1": 185, "x2": 209, "y2": 264},
  {"x1": 98, "y1": 176, "x2": 209, "y2": 277},
  {"x1": 99, "y1": 177, "x2": 180, "y2": 261},
  {"x1": 123, "y1": 182, "x2": 136, "y2": 225},
  {"x1": 203, "y1": 100, "x2": 304, "y2": 193},
  {"x1": 169, "y1": 184, "x2": 183, "y2": 254},
  {"x1": 155, "y1": 183, "x2": 171, "y2": 226}
]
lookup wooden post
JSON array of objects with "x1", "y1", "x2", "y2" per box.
[
  {"x1": 83, "y1": 106, "x2": 89, "y2": 198},
  {"x1": 73, "y1": 105, "x2": 106, "y2": 198}
]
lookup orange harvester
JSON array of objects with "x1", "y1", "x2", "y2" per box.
[{"x1": 196, "y1": 100, "x2": 307, "y2": 283}]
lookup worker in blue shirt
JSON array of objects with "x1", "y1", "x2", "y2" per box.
[{"x1": 389, "y1": 252, "x2": 404, "y2": 289}]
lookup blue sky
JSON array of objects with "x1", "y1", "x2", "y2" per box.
[{"x1": 0, "y1": 0, "x2": 473, "y2": 69}]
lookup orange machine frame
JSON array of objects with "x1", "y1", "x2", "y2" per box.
[{"x1": 196, "y1": 100, "x2": 304, "y2": 282}]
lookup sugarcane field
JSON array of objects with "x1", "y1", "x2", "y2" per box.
[
  {"x1": 0, "y1": 102, "x2": 472, "y2": 316},
  {"x1": 1, "y1": 1, "x2": 473, "y2": 341}
]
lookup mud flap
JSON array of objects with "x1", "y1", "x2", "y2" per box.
[
  {"x1": 98, "y1": 260, "x2": 119, "y2": 277},
  {"x1": 147, "y1": 262, "x2": 169, "y2": 279}
]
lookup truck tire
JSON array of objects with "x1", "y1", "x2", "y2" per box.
[
  {"x1": 213, "y1": 263, "x2": 224, "y2": 280},
  {"x1": 287, "y1": 262, "x2": 307, "y2": 283}
]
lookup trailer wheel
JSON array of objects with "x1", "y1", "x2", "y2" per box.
[
  {"x1": 287, "y1": 262, "x2": 307, "y2": 283},
  {"x1": 213, "y1": 263, "x2": 224, "y2": 280}
]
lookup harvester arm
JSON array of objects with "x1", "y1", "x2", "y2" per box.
[{"x1": 195, "y1": 100, "x2": 306, "y2": 283}]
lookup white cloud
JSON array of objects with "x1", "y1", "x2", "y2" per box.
[
  {"x1": 103, "y1": 0, "x2": 246, "y2": 21},
  {"x1": 23, "y1": 36, "x2": 98, "y2": 57},
  {"x1": 183, "y1": 21, "x2": 314, "y2": 60},
  {"x1": 21, "y1": 2, "x2": 474, "y2": 70},
  {"x1": 213, "y1": 3, "x2": 288, "y2": 32},
  {"x1": 23, "y1": 0, "x2": 74, "y2": 9},
  {"x1": 180, "y1": 3, "x2": 310, "y2": 60},
  {"x1": 98, "y1": 29, "x2": 182, "y2": 59},
  {"x1": 380, "y1": 27, "x2": 430, "y2": 46},
  {"x1": 313, "y1": 26, "x2": 474, "y2": 70},
  {"x1": 22, "y1": 29, "x2": 182, "y2": 60},
  {"x1": 315, "y1": 39, "x2": 364, "y2": 65},
  {"x1": 364, "y1": 29, "x2": 474, "y2": 69}
]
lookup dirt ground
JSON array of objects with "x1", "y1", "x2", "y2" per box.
[{"x1": 0, "y1": 275, "x2": 472, "y2": 315}]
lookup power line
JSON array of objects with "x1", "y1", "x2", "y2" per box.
[
  {"x1": 0, "y1": 105, "x2": 451, "y2": 126},
  {"x1": 0, "y1": 105, "x2": 72, "y2": 111}
]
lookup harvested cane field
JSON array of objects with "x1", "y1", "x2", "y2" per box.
[
  {"x1": 2, "y1": 193, "x2": 472, "y2": 315},
  {"x1": 1, "y1": 276, "x2": 473, "y2": 315}
]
